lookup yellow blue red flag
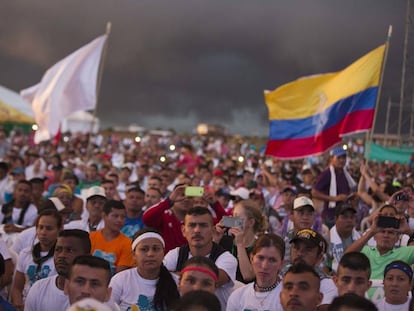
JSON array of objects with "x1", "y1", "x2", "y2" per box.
[{"x1": 264, "y1": 44, "x2": 386, "y2": 159}]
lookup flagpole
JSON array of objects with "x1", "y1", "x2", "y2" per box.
[
  {"x1": 88, "y1": 22, "x2": 111, "y2": 154},
  {"x1": 365, "y1": 25, "x2": 392, "y2": 160}
]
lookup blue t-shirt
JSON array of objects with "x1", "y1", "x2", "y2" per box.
[{"x1": 121, "y1": 215, "x2": 144, "y2": 238}]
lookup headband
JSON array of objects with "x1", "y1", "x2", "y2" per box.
[
  {"x1": 181, "y1": 266, "x2": 218, "y2": 283},
  {"x1": 131, "y1": 232, "x2": 165, "y2": 250},
  {"x1": 384, "y1": 262, "x2": 413, "y2": 281}
]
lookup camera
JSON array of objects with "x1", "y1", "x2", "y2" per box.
[
  {"x1": 395, "y1": 193, "x2": 409, "y2": 201},
  {"x1": 377, "y1": 215, "x2": 400, "y2": 229}
]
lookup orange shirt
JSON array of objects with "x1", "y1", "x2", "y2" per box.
[{"x1": 90, "y1": 230, "x2": 135, "y2": 274}]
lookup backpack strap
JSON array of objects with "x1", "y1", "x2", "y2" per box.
[{"x1": 176, "y1": 244, "x2": 190, "y2": 271}]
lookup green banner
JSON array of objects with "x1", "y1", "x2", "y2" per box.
[{"x1": 366, "y1": 142, "x2": 414, "y2": 164}]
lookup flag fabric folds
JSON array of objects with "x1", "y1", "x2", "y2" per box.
[
  {"x1": 264, "y1": 44, "x2": 386, "y2": 159},
  {"x1": 21, "y1": 35, "x2": 107, "y2": 144}
]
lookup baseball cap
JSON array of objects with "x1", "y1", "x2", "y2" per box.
[
  {"x1": 282, "y1": 186, "x2": 297, "y2": 195},
  {"x1": 11, "y1": 167, "x2": 25, "y2": 175},
  {"x1": 330, "y1": 146, "x2": 347, "y2": 157},
  {"x1": 230, "y1": 187, "x2": 249, "y2": 200},
  {"x1": 215, "y1": 188, "x2": 231, "y2": 198},
  {"x1": 335, "y1": 203, "x2": 356, "y2": 217},
  {"x1": 293, "y1": 196, "x2": 314, "y2": 211},
  {"x1": 86, "y1": 186, "x2": 106, "y2": 200},
  {"x1": 290, "y1": 229, "x2": 327, "y2": 254}
]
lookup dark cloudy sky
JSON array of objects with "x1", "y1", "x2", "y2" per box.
[{"x1": 0, "y1": 0, "x2": 407, "y2": 136}]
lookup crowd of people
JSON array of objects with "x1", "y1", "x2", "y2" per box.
[{"x1": 0, "y1": 126, "x2": 414, "y2": 311}]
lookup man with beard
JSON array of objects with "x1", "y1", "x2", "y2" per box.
[
  {"x1": 288, "y1": 229, "x2": 337, "y2": 307},
  {"x1": 24, "y1": 229, "x2": 91, "y2": 311},
  {"x1": 163, "y1": 206, "x2": 236, "y2": 310}
]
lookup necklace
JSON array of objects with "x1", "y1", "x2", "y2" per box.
[
  {"x1": 253, "y1": 279, "x2": 280, "y2": 307},
  {"x1": 254, "y1": 279, "x2": 279, "y2": 292}
]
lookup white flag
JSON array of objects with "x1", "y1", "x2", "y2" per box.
[{"x1": 21, "y1": 35, "x2": 107, "y2": 143}]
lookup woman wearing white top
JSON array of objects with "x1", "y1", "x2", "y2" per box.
[
  {"x1": 110, "y1": 228, "x2": 179, "y2": 311},
  {"x1": 376, "y1": 260, "x2": 412, "y2": 311},
  {"x1": 226, "y1": 233, "x2": 285, "y2": 311},
  {"x1": 11, "y1": 209, "x2": 61, "y2": 310}
]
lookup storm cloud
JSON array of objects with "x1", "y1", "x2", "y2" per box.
[{"x1": 0, "y1": 0, "x2": 406, "y2": 135}]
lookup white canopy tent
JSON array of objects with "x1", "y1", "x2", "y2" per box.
[{"x1": 61, "y1": 110, "x2": 99, "y2": 133}]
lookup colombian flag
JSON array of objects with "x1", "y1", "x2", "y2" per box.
[{"x1": 264, "y1": 44, "x2": 386, "y2": 159}]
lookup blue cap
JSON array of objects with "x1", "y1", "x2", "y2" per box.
[
  {"x1": 330, "y1": 146, "x2": 347, "y2": 157},
  {"x1": 11, "y1": 167, "x2": 25, "y2": 175}
]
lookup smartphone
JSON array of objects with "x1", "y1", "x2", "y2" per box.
[
  {"x1": 395, "y1": 193, "x2": 409, "y2": 201},
  {"x1": 221, "y1": 216, "x2": 243, "y2": 228},
  {"x1": 377, "y1": 215, "x2": 400, "y2": 229},
  {"x1": 185, "y1": 186, "x2": 204, "y2": 197}
]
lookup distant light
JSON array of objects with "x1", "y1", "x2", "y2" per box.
[
  {"x1": 169, "y1": 144, "x2": 176, "y2": 151},
  {"x1": 160, "y1": 156, "x2": 166, "y2": 163},
  {"x1": 238, "y1": 156, "x2": 244, "y2": 163},
  {"x1": 342, "y1": 144, "x2": 348, "y2": 150},
  {"x1": 63, "y1": 136, "x2": 69, "y2": 142},
  {"x1": 197, "y1": 124, "x2": 208, "y2": 135},
  {"x1": 32, "y1": 124, "x2": 38, "y2": 131},
  {"x1": 135, "y1": 136, "x2": 141, "y2": 143}
]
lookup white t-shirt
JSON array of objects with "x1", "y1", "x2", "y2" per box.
[
  {"x1": 375, "y1": 297, "x2": 410, "y2": 311},
  {"x1": 320, "y1": 277, "x2": 338, "y2": 305},
  {"x1": 63, "y1": 218, "x2": 104, "y2": 233},
  {"x1": 0, "y1": 237, "x2": 11, "y2": 260},
  {"x1": 226, "y1": 282, "x2": 282, "y2": 311},
  {"x1": 16, "y1": 246, "x2": 56, "y2": 300},
  {"x1": 24, "y1": 275, "x2": 69, "y2": 311},
  {"x1": 12, "y1": 227, "x2": 37, "y2": 254},
  {"x1": 109, "y1": 268, "x2": 161, "y2": 311},
  {"x1": 163, "y1": 246, "x2": 237, "y2": 310},
  {"x1": 0, "y1": 204, "x2": 38, "y2": 227}
]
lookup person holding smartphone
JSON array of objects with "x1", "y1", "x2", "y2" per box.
[
  {"x1": 215, "y1": 199, "x2": 268, "y2": 283},
  {"x1": 345, "y1": 204, "x2": 414, "y2": 299}
]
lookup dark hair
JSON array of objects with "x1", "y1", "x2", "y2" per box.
[
  {"x1": 126, "y1": 187, "x2": 145, "y2": 196},
  {"x1": 251, "y1": 233, "x2": 285, "y2": 260},
  {"x1": 16, "y1": 179, "x2": 32, "y2": 189},
  {"x1": 103, "y1": 199, "x2": 125, "y2": 215},
  {"x1": 328, "y1": 294, "x2": 377, "y2": 311},
  {"x1": 147, "y1": 187, "x2": 162, "y2": 196},
  {"x1": 62, "y1": 173, "x2": 79, "y2": 185},
  {"x1": 185, "y1": 206, "x2": 213, "y2": 223},
  {"x1": 58, "y1": 229, "x2": 91, "y2": 254},
  {"x1": 338, "y1": 252, "x2": 371, "y2": 275},
  {"x1": 100, "y1": 179, "x2": 115, "y2": 186},
  {"x1": 36, "y1": 209, "x2": 62, "y2": 229},
  {"x1": 182, "y1": 256, "x2": 219, "y2": 278},
  {"x1": 29, "y1": 178, "x2": 45, "y2": 185},
  {"x1": 133, "y1": 228, "x2": 179, "y2": 311},
  {"x1": 379, "y1": 204, "x2": 398, "y2": 214},
  {"x1": 149, "y1": 175, "x2": 162, "y2": 183},
  {"x1": 285, "y1": 262, "x2": 320, "y2": 287},
  {"x1": 70, "y1": 255, "x2": 111, "y2": 285},
  {"x1": 88, "y1": 163, "x2": 98, "y2": 170},
  {"x1": 0, "y1": 162, "x2": 8, "y2": 172},
  {"x1": 0, "y1": 253, "x2": 5, "y2": 276},
  {"x1": 175, "y1": 290, "x2": 221, "y2": 311}
]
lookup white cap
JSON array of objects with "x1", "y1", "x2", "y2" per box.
[
  {"x1": 293, "y1": 196, "x2": 314, "y2": 210},
  {"x1": 86, "y1": 186, "x2": 106, "y2": 200},
  {"x1": 66, "y1": 298, "x2": 111, "y2": 311},
  {"x1": 230, "y1": 187, "x2": 250, "y2": 200}
]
